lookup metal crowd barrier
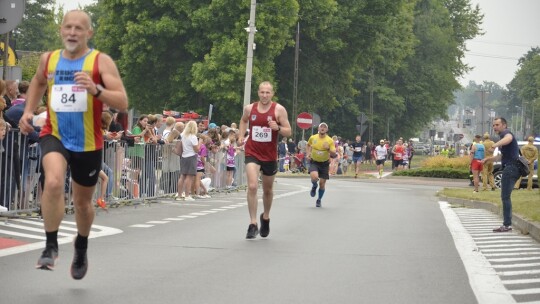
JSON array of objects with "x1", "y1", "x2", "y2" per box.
[{"x1": 1, "y1": 128, "x2": 247, "y2": 218}]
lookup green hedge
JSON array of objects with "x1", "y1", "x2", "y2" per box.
[{"x1": 392, "y1": 168, "x2": 469, "y2": 179}]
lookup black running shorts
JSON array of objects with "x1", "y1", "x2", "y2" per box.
[
  {"x1": 245, "y1": 156, "x2": 278, "y2": 176},
  {"x1": 40, "y1": 135, "x2": 102, "y2": 187},
  {"x1": 309, "y1": 160, "x2": 330, "y2": 180}
]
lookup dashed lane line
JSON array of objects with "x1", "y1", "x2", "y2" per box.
[
  {"x1": 130, "y1": 224, "x2": 154, "y2": 228},
  {"x1": 127, "y1": 188, "x2": 306, "y2": 230}
]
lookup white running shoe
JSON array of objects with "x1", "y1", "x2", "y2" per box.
[{"x1": 184, "y1": 196, "x2": 195, "y2": 201}]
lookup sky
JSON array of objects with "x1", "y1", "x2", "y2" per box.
[
  {"x1": 461, "y1": 0, "x2": 540, "y2": 87},
  {"x1": 57, "y1": 0, "x2": 540, "y2": 88},
  {"x1": 56, "y1": 0, "x2": 95, "y2": 12}
]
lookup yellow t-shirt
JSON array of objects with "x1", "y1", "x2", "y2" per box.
[{"x1": 308, "y1": 134, "x2": 336, "y2": 162}]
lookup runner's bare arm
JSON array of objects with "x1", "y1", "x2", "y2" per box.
[
  {"x1": 275, "y1": 104, "x2": 292, "y2": 137},
  {"x1": 85, "y1": 53, "x2": 128, "y2": 111},
  {"x1": 237, "y1": 104, "x2": 252, "y2": 145},
  {"x1": 19, "y1": 52, "x2": 50, "y2": 134}
]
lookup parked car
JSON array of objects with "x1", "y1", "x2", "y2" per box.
[
  {"x1": 473, "y1": 141, "x2": 539, "y2": 189},
  {"x1": 413, "y1": 145, "x2": 428, "y2": 154}
]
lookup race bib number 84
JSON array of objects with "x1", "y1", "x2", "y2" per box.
[
  {"x1": 51, "y1": 84, "x2": 88, "y2": 112},
  {"x1": 252, "y1": 126, "x2": 272, "y2": 142}
]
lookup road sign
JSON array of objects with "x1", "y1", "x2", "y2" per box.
[
  {"x1": 296, "y1": 112, "x2": 313, "y2": 130},
  {"x1": 357, "y1": 113, "x2": 367, "y2": 124},
  {"x1": 356, "y1": 124, "x2": 367, "y2": 135}
]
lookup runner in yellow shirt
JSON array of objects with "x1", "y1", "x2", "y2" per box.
[{"x1": 306, "y1": 122, "x2": 337, "y2": 207}]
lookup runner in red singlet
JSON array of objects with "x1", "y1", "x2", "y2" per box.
[{"x1": 238, "y1": 81, "x2": 291, "y2": 239}]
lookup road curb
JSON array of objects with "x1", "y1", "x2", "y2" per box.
[{"x1": 440, "y1": 195, "x2": 540, "y2": 243}]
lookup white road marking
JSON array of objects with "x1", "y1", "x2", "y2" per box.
[
  {"x1": 146, "y1": 221, "x2": 170, "y2": 224},
  {"x1": 439, "y1": 201, "x2": 515, "y2": 304},
  {"x1": 478, "y1": 244, "x2": 538, "y2": 249},
  {"x1": 0, "y1": 222, "x2": 73, "y2": 237},
  {"x1": 503, "y1": 278, "x2": 540, "y2": 285},
  {"x1": 163, "y1": 218, "x2": 185, "y2": 221},
  {"x1": 130, "y1": 224, "x2": 154, "y2": 228},
  {"x1": 493, "y1": 262, "x2": 540, "y2": 269},
  {"x1": 189, "y1": 213, "x2": 208, "y2": 216},
  {"x1": 0, "y1": 220, "x2": 122, "y2": 257},
  {"x1": 481, "y1": 248, "x2": 539, "y2": 253},
  {"x1": 179, "y1": 215, "x2": 198, "y2": 219},
  {"x1": 489, "y1": 257, "x2": 540, "y2": 262},
  {"x1": 0, "y1": 229, "x2": 46, "y2": 240},
  {"x1": 497, "y1": 269, "x2": 540, "y2": 276}
]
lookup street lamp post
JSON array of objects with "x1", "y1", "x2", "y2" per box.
[{"x1": 243, "y1": 0, "x2": 257, "y2": 107}]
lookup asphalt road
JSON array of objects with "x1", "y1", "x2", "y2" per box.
[{"x1": 1, "y1": 177, "x2": 478, "y2": 304}]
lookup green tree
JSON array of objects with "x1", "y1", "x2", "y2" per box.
[
  {"x1": 385, "y1": 0, "x2": 482, "y2": 140},
  {"x1": 92, "y1": 0, "x2": 482, "y2": 138},
  {"x1": 13, "y1": 0, "x2": 62, "y2": 52},
  {"x1": 95, "y1": 0, "x2": 297, "y2": 120},
  {"x1": 507, "y1": 47, "x2": 540, "y2": 136}
]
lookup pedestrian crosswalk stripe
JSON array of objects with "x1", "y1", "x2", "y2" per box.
[
  {"x1": 439, "y1": 201, "x2": 515, "y2": 303},
  {"x1": 0, "y1": 229, "x2": 46, "y2": 240},
  {"x1": 0, "y1": 221, "x2": 122, "y2": 257},
  {"x1": 0, "y1": 222, "x2": 73, "y2": 237}
]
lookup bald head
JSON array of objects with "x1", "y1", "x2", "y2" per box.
[{"x1": 63, "y1": 10, "x2": 93, "y2": 30}]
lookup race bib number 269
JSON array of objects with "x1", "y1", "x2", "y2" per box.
[{"x1": 252, "y1": 126, "x2": 272, "y2": 142}]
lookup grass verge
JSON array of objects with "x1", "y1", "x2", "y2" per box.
[{"x1": 439, "y1": 188, "x2": 540, "y2": 223}]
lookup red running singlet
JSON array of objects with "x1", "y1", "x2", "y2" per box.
[{"x1": 244, "y1": 102, "x2": 279, "y2": 162}]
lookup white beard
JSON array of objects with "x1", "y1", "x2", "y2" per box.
[{"x1": 64, "y1": 42, "x2": 78, "y2": 53}]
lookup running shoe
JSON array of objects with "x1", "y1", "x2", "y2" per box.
[
  {"x1": 71, "y1": 248, "x2": 88, "y2": 280},
  {"x1": 260, "y1": 213, "x2": 270, "y2": 238},
  {"x1": 316, "y1": 199, "x2": 321, "y2": 208},
  {"x1": 96, "y1": 198, "x2": 107, "y2": 209},
  {"x1": 310, "y1": 186, "x2": 317, "y2": 197},
  {"x1": 184, "y1": 196, "x2": 195, "y2": 201},
  {"x1": 493, "y1": 225, "x2": 512, "y2": 233},
  {"x1": 246, "y1": 224, "x2": 259, "y2": 239},
  {"x1": 36, "y1": 244, "x2": 58, "y2": 270}
]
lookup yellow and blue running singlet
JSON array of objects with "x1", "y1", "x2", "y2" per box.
[{"x1": 40, "y1": 49, "x2": 104, "y2": 152}]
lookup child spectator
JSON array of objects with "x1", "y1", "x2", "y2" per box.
[{"x1": 224, "y1": 130, "x2": 238, "y2": 188}]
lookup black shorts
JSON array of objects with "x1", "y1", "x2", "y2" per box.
[
  {"x1": 40, "y1": 135, "x2": 102, "y2": 187},
  {"x1": 309, "y1": 160, "x2": 330, "y2": 180},
  {"x1": 245, "y1": 156, "x2": 277, "y2": 176},
  {"x1": 226, "y1": 166, "x2": 235, "y2": 171},
  {"x1": 376, "y1": 159, "x2": 385, "y2": 166},
  {"x1": 197, "y1": 169, "x2": 205, "y2": 173},
  {"x1": 393, "y1": 159, "x2": 403, "y2": 167}
]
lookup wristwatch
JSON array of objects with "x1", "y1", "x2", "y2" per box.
[{"x1": 93, "y1": 84, "x2": 104, "y2": 98}]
